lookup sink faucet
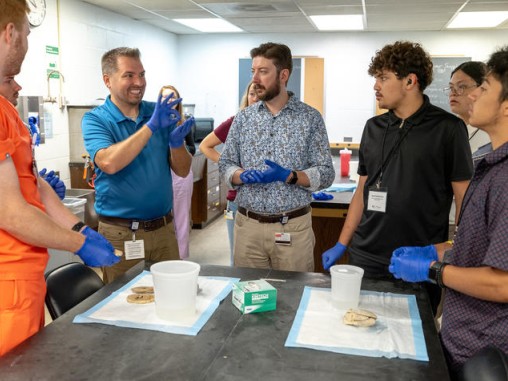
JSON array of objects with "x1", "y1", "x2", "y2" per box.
[{"x1": 45, "y1": 70, "x2": 66, "y2": 109}]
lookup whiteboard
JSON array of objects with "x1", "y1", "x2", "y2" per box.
[{"x1": 424, "y1": 56, "x2": 471, "y2": 113}]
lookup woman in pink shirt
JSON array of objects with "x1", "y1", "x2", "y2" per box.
[{"x1": 199, "y1": 82, "x2": 258, "y2": 265}]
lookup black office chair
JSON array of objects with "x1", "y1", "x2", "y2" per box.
[
  {"x1": 458, "y1": 346, "x2": 508, "y2": 381},
  {"x1": 45, "y1": 262, "x2": 104, "y2": 320}
]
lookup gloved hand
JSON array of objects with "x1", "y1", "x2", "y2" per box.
[
  {"x1": 391, "y1": 245, "x2": 438, "y2": 261},
  {"x1": 240, "y1": 169, "x2": 264, "y2": 184},
  {"x1": 389, "y1": 245, "x2": 437, "y2": 282},
  {"x1": 75, "y1": 235, "x2": 120, "y2": 267},
  {"x1": 39, "y1": 168, "x2": 66, "y2": 200},
  {"x1": 312, "y1": 192, "x2": 333, "y2": 200},
  {"x1": 259, "y1": 160, "x2": 291, "y2": 183},
  {"x1": 28, "y1": 116, "x2": 40, "y2": 146},
  {"x1": 81, "y1": 226, "x2": 114, "y2": 250},
  {"x1": 146, "y1": 92, "x2": 182, "y2": 133},
  {"x1": 322, "y1": 242, "x2": 347, "y2": 270},
  {"x1": 169, "y1": 117, "x2": 195, "y2": 149}
]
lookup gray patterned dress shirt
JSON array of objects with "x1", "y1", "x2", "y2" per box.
[{"x1": 219, "y1": 94, "x2": 334, "y2": 214}]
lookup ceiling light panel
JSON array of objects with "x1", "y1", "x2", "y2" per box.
[
  {"x1": 173, "y1": 18, "x2": 243, "y2": 32},
  {"x1": 310, "y1": 15, "x2": 364, "y2": 30},
  {"x1": 447, "y1": 11, "x2": 508, "y2": 28}
]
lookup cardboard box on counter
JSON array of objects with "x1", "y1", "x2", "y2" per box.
[{"x1": 232, "y1": 279, "x2": 277, "y2": 314}]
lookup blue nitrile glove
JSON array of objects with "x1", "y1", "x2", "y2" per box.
[
  {"x1": 39, "y1": 168, "x2": 66, "y2": 200},
  {"x1": 169, "y1": 117, "x2": 195, "y2": 149},
  {"x1": 391, "y1": 245, "x2": 438, "y2": 261},
  {"x1": 28, "y1": 116, "x2": 40, "y2": 146},
  {"x1": 44, "y1": 170, "x2": 66, "y2": 200},
  {"x1": 146, "y1": 92, "x2": 182, "y2": 133},
  {"x1": 240, "y1": 169, "x2": 264, "y2": 184},
  {"x1": 81, "y1": 226, "x2": 114, "y2": 251},
  {"x1": 322, "y1": 242, "x2": 347, "y2": 270},
  {"x1": 259, "y1": 159, "x2": 291, "y2": 183},
  {"x1": 75, "y1": 235, "x2": 120, "y2": 267},
  {"x1": 312, "y1": 192, "x2": 333, "y2": 200},
  {"x1": 389, "y1": 246, "x2": 437, "y2": 282}
]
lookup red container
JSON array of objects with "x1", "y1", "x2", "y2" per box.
[{"x1": 340, "y1": 149, "x2": 351, "y2": 177}]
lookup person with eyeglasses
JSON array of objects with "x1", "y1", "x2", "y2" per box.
[
  {"x1": 446, "y1": 61, "x2": 492, "y2": 164},
  {"x1": 446, "y1": 62, "x2": 492, "y2": 238}
]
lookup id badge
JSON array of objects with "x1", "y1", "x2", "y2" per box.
[
  {"x1": 275, "y1": 232, "x2": 291, "y2": 246},
  {"x1": 124, "y1": 239, "x2": 145, "y2": 260},
  {"x1": 367, "y1": 187, "x2": 388, "y2": 213}
]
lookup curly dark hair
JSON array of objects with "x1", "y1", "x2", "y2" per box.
[
  {"x1": 486, "y1": 46, "x2": 508, "y2": 102},
  {"x1": 250, "y1": 42, "x2": 293, "y2": 78},
  {"x1": 368, "y1": 41, "x2": 433, "y2": 91}
]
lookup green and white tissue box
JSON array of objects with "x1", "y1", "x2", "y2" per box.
[{"x1": 232, "y1": 279, "x2": 277, "y2": 314}]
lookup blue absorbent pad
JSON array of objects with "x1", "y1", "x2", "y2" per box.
[
  {"x1": 73, "y1": 271, "x2": 239, "y2": 336},
  {"x1": 323, "y1": 183, "x2": 357, "y2": 192},
  {"x1": 285, "y1": 286, "x2": 429, "y2": 361}
]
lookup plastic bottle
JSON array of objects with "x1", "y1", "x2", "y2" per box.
[{"x1": 340, "y1": 148, "x2": 351, "y2": 177}]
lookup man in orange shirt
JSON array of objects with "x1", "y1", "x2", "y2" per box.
[{"x1": 0, "y1": 0, "x2": 119, "y2": 356}]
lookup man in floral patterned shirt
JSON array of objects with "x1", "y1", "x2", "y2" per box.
[{"x1": 219, "y1": 42, "x2": 334, "y2": 272}]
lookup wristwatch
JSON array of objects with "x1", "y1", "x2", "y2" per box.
[
  {"x1": 72, "y1": 221, "x2": 86, "y2": 232},
  {"x1": 288, "y1": 170, "x2": 298, "y2": 185},
  {"x1": 428, "y1": 261, "x2": 447, "y2": 288}
]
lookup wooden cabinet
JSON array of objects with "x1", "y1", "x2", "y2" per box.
[
  {"x1": 311, "y1": 192, "x2": 354, "y2": 272},
  {"x1": 191, "y1": 153, "x2": 226, "y2": 228}
]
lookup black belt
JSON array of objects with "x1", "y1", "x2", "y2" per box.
[
  {"x1": 237, "y1": 206, "x2": 311, "y2": 224},
  {"x1": 98, "y1": 212, "x2": 173, "y2": 232}
]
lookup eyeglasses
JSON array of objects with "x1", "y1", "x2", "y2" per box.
[{"x1": 442, "y1": 84, "x2": 478, "y2": 96}]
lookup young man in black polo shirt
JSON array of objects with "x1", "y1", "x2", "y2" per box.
[{"x1": 321, "y1": 41, "x2": 473, "y2": 310}]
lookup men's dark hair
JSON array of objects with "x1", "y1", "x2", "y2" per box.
[
  {"x1": 101, "y1": 47, "x2": 141, "y2": 75},
  {"x1": 0, "y1": 0, "x2": 29, "y2": 31},
  {"x1": 486, "y1": 46, "x2": 508, "y2": 102},
  {"x1": 368, "y1": 41, "x2": 433, "y2": 91},
  {"x1": 451, "y1": 61, "x2": 487, "y2": 86},
  {"x1": 250, "y1": 42, "x2": 293, "y2": 78}
]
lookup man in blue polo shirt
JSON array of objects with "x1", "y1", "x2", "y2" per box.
[{"x1": 82, "y1": 47, "x2": 193, "y2": 283}]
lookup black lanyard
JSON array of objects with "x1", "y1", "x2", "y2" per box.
[{"x1": 367, "y1": 118, "x2": 412, "y2": 188}]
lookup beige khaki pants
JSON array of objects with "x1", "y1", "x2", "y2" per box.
[
  {"x1": 233, "y1": 211, "x2": 315, "y2": 272},
  {"x1": 99, "y1": 221, "x2": 179, "y2": 284}
]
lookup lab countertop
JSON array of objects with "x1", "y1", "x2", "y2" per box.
[{"x1": 0, "y1": 263, "x2": 449, "y2": 381}]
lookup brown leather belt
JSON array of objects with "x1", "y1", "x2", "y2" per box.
[
  {"x1": 237, "y1": 206, "x2": 311, "y2": 224},
  {"x1": 98, "y1": 212, "x2": 173, "y2": 232}
]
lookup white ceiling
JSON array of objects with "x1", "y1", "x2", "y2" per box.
[{"x1": 81, "y1": 0, "x2": 508, "y2": 34}]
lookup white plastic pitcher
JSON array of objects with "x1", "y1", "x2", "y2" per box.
[
  {"x1": 150, "y1": 261, "x2": 200, "y2": 320},
  {"x1": 330, "y1": 265, "x2": 364, "y2": 309}
]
